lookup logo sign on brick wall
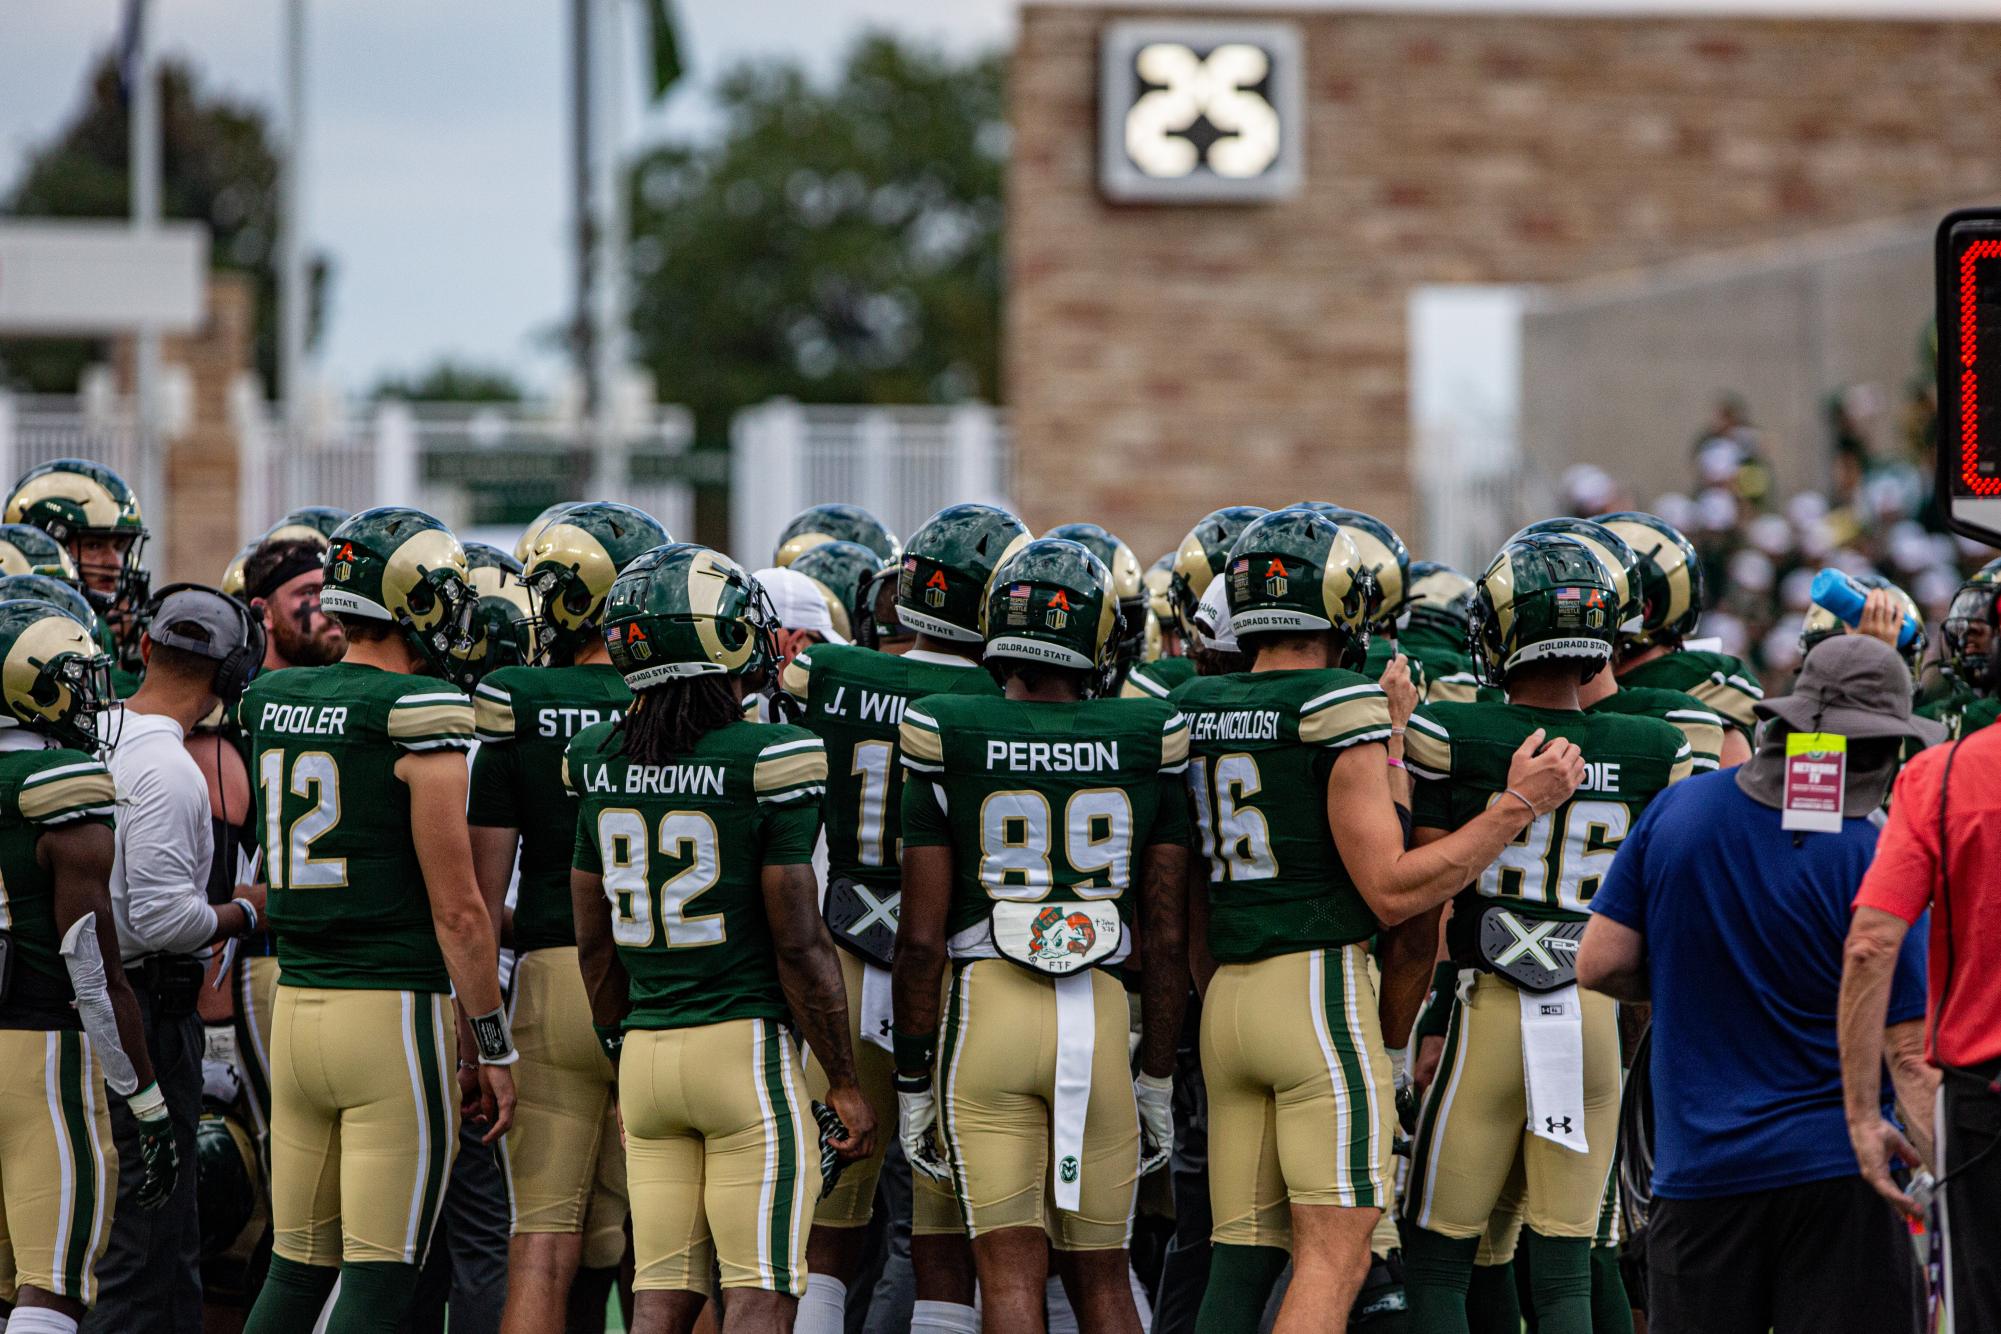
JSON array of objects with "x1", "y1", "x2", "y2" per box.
[{"x1": 1098, "y1": 20, "x2": 1304, "y2": 205}]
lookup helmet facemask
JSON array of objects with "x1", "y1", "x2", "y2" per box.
[
  {"x1": 401, "y1": 564, "x2": 485, "y2": 689},
  {"x1": 1943, "y1": 584, "x2": 2001, "y2": 693}
]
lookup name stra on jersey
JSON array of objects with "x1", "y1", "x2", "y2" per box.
[{"x1": 537, "y1": 705, "x2": 623, "y2": 738}]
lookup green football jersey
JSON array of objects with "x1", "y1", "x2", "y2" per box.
[
  {"x1": 1410, "y1": 702, "x2": 1691, "y2": 924},
  {"x1": 0, "y1": 745, "x2": 117, "y2": 1030},
  {"x1": 1122, "y1": 656, "x2": 1196, "y2": 700},
  {"x1": 567, "y1": 718, "x2": 825, "y2": 1030},
  {"x1": 1590, "y1": 686, "x2": 1724, "y2": 773},
  {"x1": 1919, "y1": 685, "x2": 1989, "y2": 740},
  {"x1": 1401, "y1": 624, "x2": 1482, "y2": 706},
  {"x1": 469, "y1": 663, "x2": 630, "y2": 953},
  {"x1": 899, "y1": 695, "x2": 1189, "y2": 941},
  {"x1": 1960, "y1": 697, "x2": 2001, "y2": 737},
  {"x1": 240, "y1": 662, "x2": 475, "y2": 993},
  {"x1": 1617, "y1": 649, "x2": 1763, "y2": 738},
  {"x1": 1171, "y1": 669, "x2": 1394, "y2": 963},
  {"x1": 778, "y1": 643, "x2": 998, "y2": 895}
]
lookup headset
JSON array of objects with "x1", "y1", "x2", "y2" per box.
[{"x1": 141, "y1": 582, "x2": 266, "y2": 704}]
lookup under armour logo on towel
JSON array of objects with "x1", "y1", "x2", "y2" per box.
[{"x1": 1544, "y1": 1116, "x2": 1574, "y2": 1135}]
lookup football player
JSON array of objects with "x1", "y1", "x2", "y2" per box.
[
  {"x1": 1045, "y1": 523, "x2": 1150, "y2": 696},
  {"x1": 790, "y1": 539, "x2": 888, "y2": 646},
  {"x1": 1402, "y1": 563, "x2": 1482, "y2": 707},
  {"x1": 239, "y1": 508, "x2": 517, "y2": 1332},
  {"x1": 1129, "y1": 507, "x2": 1269, "y2": 701},
  {"x1": 473, "y1": 502, "x2": 666, "y2": 1333},
  {"x1": 263, "y1": 506, "x2": 351, "y2": 548},
  {"x1": 1594, "y1": 512, "x2": 1761, "y2": 764},
  {"x1": 0, "y1": 599, "x2": 177, "y2": 1334},
  {"x1": 5, "y1": 460, "x2": 152, "y2": 692},
  {"x1": 1932, "y1": 559, "x2": 2001, "y2": 739},
  {"x1": 773, "y1": 503, "x2": 901, "y2": 568},
  {"x1": 569, "y1": 543, "x2": 874, "y2": 1334},
  {"x1": 463, "y1": 541, "x2": 536, "y2": 680},
  {"x1": 1172, "y1": 507, "x2": 1584, "y2": 1333},
  {"x1": 1400, "y1": 532, "x2": 1691, "y2": 1334},
  {"x1": 782, "y1": 503, "x2": 1026, "y2": 1334},
  {"x1": 891, "y1": 537, "x2": 1190, "y2": 1334},
  {"x1": 0, "y1": 523, "x2": 81, "y2": 585},
  {"x1": 1143, "y1": 554, "x2": 1181, "y2": 661}
]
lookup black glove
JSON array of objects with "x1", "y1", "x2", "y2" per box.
[
  {"x1": 812, "y1": 1099, "x2": 851, "y2": 1202},
  {"x1": 135, "y1": 1109, "x2": 179, "y2": 1210}
]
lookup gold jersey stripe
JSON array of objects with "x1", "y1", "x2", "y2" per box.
[
  {"x1": 1161, "y1": 718, "x2": 1190, "y2": 769},
  {"x1": 1299, "y1": 694, "x2": 1394, "y2": 748},
  {"x1": 1667, "y1": 749, "x2": 1695, "y2": 786},
  {"x1": 388, "y1": 701, "x2": 476, "y2": 743},
  {"x1": 780, "y1": 655, "x2": 811, "y2": 701},
  {"x1": 473, "y1": 694, "x2": 516, "y2": 741},
  {"x1": 560, "y1": 753, "x2": 573, "y2": 794},
  {"x1": 899, "y1": 715, "x2": 945, "y2": 767},
  {"x1": 1691, "y1": 677, "x2": 1761, "y2": 729},
  {"x1": 1403, "y1": 724, "x2": 1452, "y2": 776},
  {"x1": 755, "y1": 748, "x2": 829, "y2": 798},
  {"x1": 21, "y1": 770, "x2": 117, "y2": 823}
]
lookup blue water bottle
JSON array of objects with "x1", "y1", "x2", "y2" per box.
[{"x1": 1809, "y1": 568, "x2": 1921, "y2": 651}]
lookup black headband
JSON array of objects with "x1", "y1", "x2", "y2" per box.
[{"x1": 247, "y1": 548, "x2": 326, "y2": 604}]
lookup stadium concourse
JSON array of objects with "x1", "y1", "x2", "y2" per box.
[{"x1": 0, "y1": 449, "x2": 1984, "y2": 1334}]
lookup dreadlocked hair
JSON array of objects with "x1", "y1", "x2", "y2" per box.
[{"x1": 613, "y1": 674, "x2": 743, "y2": 766}]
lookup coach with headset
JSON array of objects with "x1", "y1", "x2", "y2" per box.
[
  {"x1": 85, "y1": 585, "x2": 268, "y2": 1334},
  {"x1": 1844, "y1": 656, "x2": 2001, "y2": 1332}
]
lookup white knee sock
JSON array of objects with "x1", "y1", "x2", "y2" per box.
[
  {"x1": 1045, "y1": 1274, "x2": 1081, "y2": 1334},
  {"x1": 7, "y1": 1309, "x2": 78, "y2": 1334},
  {"x1": 795, "y1": 1272, "x2": 847, "y2": 1334},
  {"x1": 911, "y1": 1298, "x2": 980, "y2": 1333},
  {"x1": 1131, "y1": 1262, "x2": 1155, "y2": 1331}
]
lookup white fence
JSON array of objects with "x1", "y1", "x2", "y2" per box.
[{"x1": 730, "y1": 400, "x2": 1010, "y2": 568}]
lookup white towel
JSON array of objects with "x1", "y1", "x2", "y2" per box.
[
  {"x1": 1520, "y1": 983, "x2": 1587, "y2": 1153},
  {"x1": 859, "y1": 962, "x2": 894, "y2": 1053},
  {"x1": 1051, "y1": 971, "x2": 1096, "y2": 1211}
]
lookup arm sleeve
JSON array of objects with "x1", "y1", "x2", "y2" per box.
[
  {"x1": 115, "y1": 747, "x2": 220, "y2": 955},
  {"x1": 467, "y1": 738, "x2": 520, "y2": 828},
  {"x1": 1854, "y1": 756, "x2": 1941, "y2": 926},
  {"x1": 900, "y1": 770, "x2": 952, "y2": 849},
  {"x1": 388, "y1": 689, "x2": 476, "y2": 754},
  {"x1": 759, "y1": 802, "x2": 821, "y2": 866},
  {"x1": 1589, "y1": 785, "x2": 1664, "y2": 931}
]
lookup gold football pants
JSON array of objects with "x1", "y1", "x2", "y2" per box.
[
  {"x1": 1200, "y1": 944, "x2": 1397, "y2": 1249},
  {"x1": 620, "y1": 1018, "x2": 816, "y2": 1295},
  {"x1": 267, "y1": 986, "x2": 459, "y2": 1266},
  {"x1": 0, "y1": 1029, "x2": 116, "y2": 1305},
  {"x1": 1403, "y1": 972, "x2": 1620, "y2": 1240},
  {"x1": 500, "y1": 947, "x2": 627, "y2": 1243}
]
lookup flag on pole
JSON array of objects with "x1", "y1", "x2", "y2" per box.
[
  {"x1": 643, "y1": 0, "x2": 683, "y2": 102},
  {"x1": 116, "y1": 0, "x2": 147, "y2": 105}
]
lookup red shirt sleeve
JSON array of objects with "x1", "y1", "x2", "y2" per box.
[{"x1": 1855, "y1": 751, "x2": 1941, "y2": 926}]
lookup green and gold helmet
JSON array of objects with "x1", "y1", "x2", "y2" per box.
[
  {"x1": 0, "y1": 574, "x2": 101, "y2": 642},
  {"x1": 1170, "y1": 506, "x2": 1270, "y2": 640},
  {"x1": 462, "y1": 542, "x2": 534, "y2": 682},
  {"x1": 523, "y1": 501, "x2": 671, "y2": 662},
  {"x1": 1405, "y1": 561, "x2": 1476, "y2": 639},
  {"x1": 1802, "y1": 572, "x2": 1925, "y2": 676},
  {"x1": 5, "y1": 458, "x2": 149, "y2": 612},
  {"x1": 1221, "y1": 507, "x2": 1372, "y2": 668},
  {"x1": 983, "y1": 538, "x2": 1121, "y2": 695},
  {"x1": 602, "y1": 543, "x2": 776, "y2": 687},
  {"x1": 514, "y1": 502, "x2": 579, "y2": 565},
  {"x1": 790, "y1": 540, "x2": 886, "y2": 643},
  {"x1": 1144, "y1": 554, "x2": 1176, "y2": 628},
  {"x1": 774, "y1": 503, "x2": 900, "y2": 568},
  {"x1": 264, "y1": 506, "x2": 351, "y2": 548},
  {"x1": 0, "y1": 523, "x2": 79, "y2": 584},
  {"x1": 1514, "y1": 517, "x2": 1641, "y2": 632},
  {"x1": 896, "y1": 503, "x2": 1031, "y2": 644},
  {"x1": 1942, "y1": 558, "x2": 2001, "y2": 687},
  {"x1": 321, "y1": 507, "x2": 484, "y2": 686},
  {"x1": 219, "y1": 541, "x2": 257, "y2": 603},
  {"x1": 1473, "y1": 533, "x2": 1618, "y2": 685},
  {"x1": 1595, "y1": 512, "x2": 1704, "y2": 648},
  {"x1": 1045, "y1": 523, "x2": 1147, "y2": 670},
  {"x1": 0, "y1": 598, "x2": 117, "y2": 750},
  {"x1": 1309, "y1": 507, "x2": 1410, "y2": 633}
]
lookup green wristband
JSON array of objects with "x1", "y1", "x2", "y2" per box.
[
  {"x1": 892, "y1": 1028, "x2": 936, "y2": 1076},
  {"x1": 1413, "y1": 962, "x2": 1459, "y2": 1043}
]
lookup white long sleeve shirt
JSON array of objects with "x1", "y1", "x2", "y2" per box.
[{"x1": 107, "y1": 709, "x2": 218, "y2": 962}]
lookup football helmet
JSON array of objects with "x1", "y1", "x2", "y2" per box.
[
  {"x1": 1144, "y1": 554, "x2": 1176, "y2": 631},
  {"x1": 1297, "y1": 504, "x2": 1411, "y2": 633},
  {"x1": 1473, "y1": 533, "x2": 1618, "y2": 685},
  {"x1": 1595, "y1": 512, "x2": 1703, "y2": 648},
  {"x1": 1170, "y1": 506, "x2": 1270, "y2": 641},
  {"x1": 264, "y1": 506, "x2": 351, "y2": 548},
  {"x1": 1045, "y1": 522, "x2": 1147, "y2": 672},
  {"x1": 522, "y1": 501, "x2": 671, "y2": 663},
  {"x1": 463, "y1": 542, "x2": 535, "y2": 682},
  {"x1": 774, "y1": 503, "x2": 900, "y2": 568},
  {"x1": 5, "y1": 458, "x2": 149, "y2": 613},
  {"x1": 0, "y1": 523, "x2": 79, "y2": 584},
  {"x1": 320, "y1": 507, "x2": 485, "y2": 687},
  {"x1": 1405, "y1": 561, "x2": 1476, "y2": 639},
  {"x1": 982, "y1": 538, "x2": 1121, "y2": 696},
  {"x1": 1801, "y1": 571, "x2": 1925, "y2": 676},
  {"x1": 602, "y1": 543, "x2": 777, "y2": 688},
  {"x1": 896, "y1": 503, "x2": 1030, "y2": 644},
  {"x1": 0, "y1": 598, "x2": 118, "y2": 749},
  {"x1": 1513, "y1": 517, "x2": 1641, "y2": 632},
  {"x1": 0, "y1": 574, "x2": 100, "y2": 641},
  {"x1": 514, "y1": 501, "x2": 579, "y2": 565},
  {"x1": 1942, "y1": 557, "x2": 2001, "y2": 689},
  {"x1": 790, "y1": 539, "x2": 887, "y2": 643},
  {"x1": 219, "y1": 541, "x2": 256, "y2": 603},
  {"x1": 1221, "y1": 507, "x2": 1372, "y2": 669}
]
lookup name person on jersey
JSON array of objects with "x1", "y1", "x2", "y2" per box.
[{"x1": 983, "y1": 739, "x2": 1121, "y2": 773}]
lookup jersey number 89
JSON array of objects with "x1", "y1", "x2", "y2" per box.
[{"x1": 978, "y1": 789, "x2": 1132, "y2": 900}]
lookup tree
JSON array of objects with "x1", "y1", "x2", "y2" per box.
[
  {"x1": 0, "y1": 54, "x2": 327, "y2": 394},
  {"x1": 625, "y1": 33, "x2": 1004, "y2": 447},
  {"x1": 368, "y1": 359, "x2": 523, "y2": 403}
]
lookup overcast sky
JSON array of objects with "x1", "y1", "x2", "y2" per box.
[{"x1": 1, "y1": 0, "x2": 1989, "y2": 396}]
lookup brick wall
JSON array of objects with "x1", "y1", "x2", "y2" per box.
[{"x1": 1007, "y1": 5, "x2": 2001, "y2": 558}]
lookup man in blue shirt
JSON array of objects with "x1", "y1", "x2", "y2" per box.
[{"x1": 1577, "y1": 636, "x2": 1937, "y2": 1334}]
